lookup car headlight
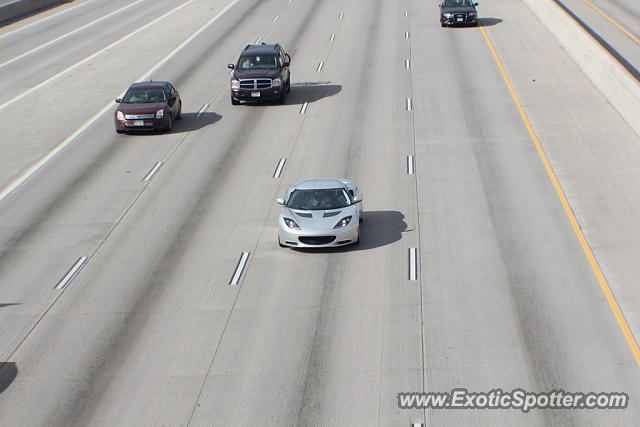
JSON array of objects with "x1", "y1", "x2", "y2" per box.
[
  {"x1": 468, "y1": 13, "x2": 476, "y2": 17},
  {"x1": 155, "y1": 109, "x2": 164, "y2": 119},
  {"x1": 116, "y1": 111, "x2": 124, "y2": 120},
  {"x1": 283, "y1": 217, "x2": 300, "y2": 229},
  {"x1": 334, "y1": 216, "x2": 352, "y2": 229},
  {"x1": 272, "y1": 78, "x2": 282, "y2": 87},
  {"x1": 443, "y1": 13, "x2": 453, "y2": 18},
  {"x1": 231, "y1": 79, "x2": 240, "y2": 89}
]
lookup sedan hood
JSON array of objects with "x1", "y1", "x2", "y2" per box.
[
  {"x1": 283, "y1": 206, "x2": 357, "y2": 230},
  {"x1": 117, "y1": 102, "x2": 166, "y2": 114},
  {"x1": 233, "y1": 69, "x2": 281, "y2": 80},
  {"x1": 442, "y1": 6, "x2": 476, "y2": 12}
]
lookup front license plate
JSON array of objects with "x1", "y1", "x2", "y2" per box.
[
  {"x1": 133, "y1": 120, "x2": 144, "y2": 126},
  {"x1": 251, "y1": 92, "x2": 260, "y2": 98}
]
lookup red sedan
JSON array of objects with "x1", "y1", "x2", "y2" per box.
[{"x1": 114, "y1": 81, "x2": 182, "y2": 133}]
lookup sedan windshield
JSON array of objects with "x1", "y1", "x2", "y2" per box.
[
  {"x1": 443, "y1": 0, "x2": 475, "y2": 6},
  {"x1": 237, "y1": 54, "x2": 278, "y2": 70},
  {"x1": 287, "y1": 189, "x2": 351, "y2": 210},
  {"x1": 122, "y1": 87, "x2": 166, "y2": 103}
]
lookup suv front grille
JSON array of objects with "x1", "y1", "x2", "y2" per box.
[{"x1": 239, "y1": 79, "x2": 272, "y2": 89}]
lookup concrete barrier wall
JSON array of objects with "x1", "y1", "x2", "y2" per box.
[
  {"x1": 0, "y1": 0, "x2": 69, "y2": 25},
  {"x1": 522, "y1": 0, "x2": 640, "y2": 136}
]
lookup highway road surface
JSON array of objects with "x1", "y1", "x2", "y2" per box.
[{"x1": 1, "y1": 0, "x2": 640, "y2": 425}]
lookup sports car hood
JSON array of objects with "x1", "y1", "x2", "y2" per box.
[
  {"x1": 116, "y1": 102, "x2": 166, "y2": 114},
  {"x1": 282, "y1": 205, "x2": 357, "y2": 230},
  {"x1": 233, "y1": 69, "x2": 281, "y2": 80}
]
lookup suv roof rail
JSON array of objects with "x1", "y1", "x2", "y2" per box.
[{"x1": 243, "y1": 44, "x2": 251, "y2": 51}]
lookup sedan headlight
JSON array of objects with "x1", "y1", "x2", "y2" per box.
[
  {"x1": 116, "y1": 111, "x2": 124, "y2": 121},
  {"x1": 334, "y1": 216, "x2": 352, "y2": 229},
  {"x1": 272, "y1": 78, "x2": 282, "y2": 87},
  {"x1": 155, "y1": 109, "x2": 164, "y2": 119},
  {"x1": 283, "y1": 217, "x2": 300, "y2": 229},
  {"x1": 231, "y1": 79, "x2": 240, "y2": 89},
  {"x1": 443, "y1": 13, "x2": 453, "y2": 18}
]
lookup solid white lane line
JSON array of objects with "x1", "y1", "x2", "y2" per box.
[
  {"x1": 55, "y1": 256, "x2": 88, "y2": 290},
  {"x1": 406, "y1": 97, "x2": 412, "y2": 111},
  {"x1": 407, "y1": 155, "x2": 414, "y2": 175},
  {"x1": 143, "y1": 161, "x2": 163, "y2": 182},
  {"x1": 300, "y1": 102, "x2": 308, "y2": 114},
  {"x1": 273, "y1": 158, "x2": 286, "y2": 178},
  {"x1": 317, "y1": 61, "x2": 324, "y2": 72},
  {"x1": 329, "y1": 34, "x2": 335, "y2": 42},
  {"x1": 273, "y1": 15, "x2": 279, "y2": 22},
  {"x1": 0, "y1": 0, "x2": 146, "y2": 70},
  {"x1": 229, "y1": 252, "x2": 250, "y2": 285},
  {"x1": 0, "y1": 0, "x2": 241, "y2": 202},
  {"x1": 405, "y1": 31, "x2": 410, "y2": 39},
  {"x1": 197, "y1": 103, "x2": 209, "y2": 118},
  {"x1": 339, "y1": 12, "x2": 344, "y2": 20},
  {"x1": 409, "y1": 248, "x2": 417, "y2": 281},
  {"x1": 0, "y1": 0, "x2": 92, "y2": 40},
  {"x1": 0, "y1": 0, "x2": 199, "y2": 113}
]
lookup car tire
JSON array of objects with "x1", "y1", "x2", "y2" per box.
[
  {"x1": 278, "y1": 91, "x2": 285, "y2": 104},
  {"x1": 359, "y1": 214, "x2": 363, "y2": 223},
  {"x1": 176, "y1": 102, "x2": 182, "y2": 120},
  {"x1": 165, "y1": 114, "x2": 172, "y2": 132},
  {"x1": 286, "y1": 77, "x2": 291, "y2": 93},
  {"x1": 231, "y1": 95, "x2": 240, "y2": 105}
]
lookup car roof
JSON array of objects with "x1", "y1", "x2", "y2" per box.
[
  {"x1": 241, "y1": 43, "x2": 280, "y2": 55},
  {"x1": 128, "y1": 81, "x2": 170, "y2": 89},
  {"x1": 292, "y1": 179, "x2": 347, "y2": 190}
]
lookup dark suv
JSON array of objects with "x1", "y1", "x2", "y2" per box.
[
  {"x1": 439, "y1": 0, "x2": 479, "y2": 26},
  {"x1": 228, "y1": 43, "x2": 291, "y2": 105}
]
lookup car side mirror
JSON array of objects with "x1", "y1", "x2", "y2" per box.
[
  {"x1": 228, "y1": 63, "x2": 235, "y2": 69},
  {"x1": 439, "y1": 3, "x2": 444, "y2": 7},
  {"x1": 475, "y1": 2, "x2": 479, "y2": 5},
  {"x1": 115, "y1": 98, "x2": 122, "y2": 103},
  {"x1": 276, "y1": 198, "x2": 285, "y2": 205},
  {"x1": 283, "y1": 60, "x2": 290, "y2": 67},
  {"x1": 352, "y1": 195, "x2": 363, "y2": 204}
]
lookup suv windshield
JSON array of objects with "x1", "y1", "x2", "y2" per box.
[
  {"x1": 237, "y1": 54, "x2": 278, "y2": 70},
  {"x1": 122, "y1": 87, "x2": 166, "y2": 103},
  {"x1": 443, "y1": 0, "x2": 475, "y2": 6},
  {"x1": 287, "y1": 189, "x2": 351, "y2": 210}
]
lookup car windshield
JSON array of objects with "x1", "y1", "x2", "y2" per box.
[
  {"x1": 287, "y1": 189, "x2": 351, "y2": 210},
  {"x1": 443, "y1": 0, "x2": 475, "y2": 6},
  {"x1": 122, "y1": 87, "x2": 166, "y2": 103},
  {"x1": 237, "y1": 54, "x2": 278, "y2": 70}
]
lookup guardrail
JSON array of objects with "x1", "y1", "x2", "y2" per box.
[
  {"x1": 0, "y1": 0, "x2": 70, "y2": 25},
  {"x1": 522, "y1": 0, "x2": 640, "y2": 136}
]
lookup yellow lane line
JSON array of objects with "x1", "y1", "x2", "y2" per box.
[
  {"x1": 582, "y1": 0, "x2": 640, "y2": 46},
  {"x1": 479, "y1": 25, "x2": 640, "y2": 368}
]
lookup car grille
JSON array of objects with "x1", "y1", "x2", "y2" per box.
[
  {"x1": 239, "y1": 79, "x2": 272, "y2": 89},
  {"x1": 453, "y1": 13, "x2": 467, "y2": 22},
  {"x1": 125, "y1": 114, "x2": 155, "y2": 119},
  {"x1": 299, "y1": 236, "x2": 336, "y2": 245}
]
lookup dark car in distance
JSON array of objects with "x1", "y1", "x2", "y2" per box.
[
  {"x1": 114, "y1": 81, "x2": 182, "y2": 133},
  {"x1": 228, "y1": 43, "x2": 291, "y2": 105},
  {"x1": 439, "y1": 0, "x2": 479, "y2": 26}
]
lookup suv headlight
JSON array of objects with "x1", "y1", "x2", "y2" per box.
[
  {"x1": 443, "y1": 12, "x2": 453, "y2": 18},
  {"x1": 334, "y1": 216, "x2": 352, "y2": 229},
  {"x1": 155, "y1": 109, "x2": 164, "y2": 119},
  {"x1": 231, "y1": 79, "x2": 240, "y2": 89},
  {"x1": 283, "y1": 217, "x2": 300, "y2": 229},
  {"x1": 116, "y1": 111, "x2": 124, "y2": 120},
  {"x1": 468, "y1": 12, "x2": 476, "y2": 17},
  {"x1": 272, "y1": 78, "x2": 282, "y2": 87}
]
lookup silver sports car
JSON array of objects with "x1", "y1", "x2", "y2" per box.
[{"x1": 276, "y1": 178, "x2": 363, "y2": 248}]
